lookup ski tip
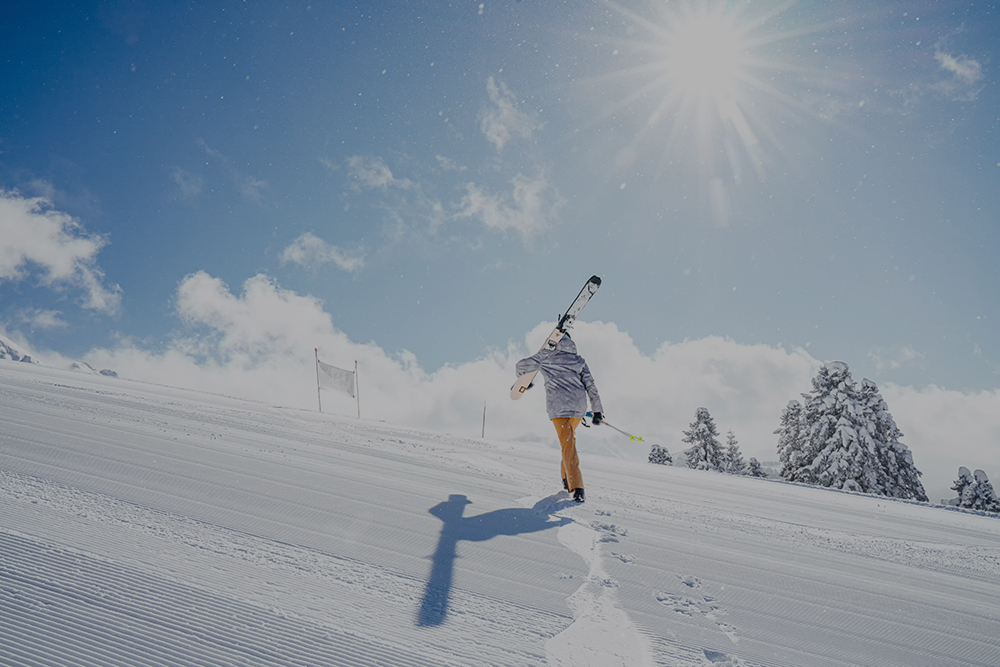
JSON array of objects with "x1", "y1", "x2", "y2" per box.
[{"x1": 590, "y1": 275, "x2": 602, "y2": 286}]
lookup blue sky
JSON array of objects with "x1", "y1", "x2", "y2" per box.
[{"x1": 2, "y1": 1, "x2": 999, "y2": 498}]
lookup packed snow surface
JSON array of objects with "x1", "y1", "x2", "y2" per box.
[{"x1": 1, "y1": 363, "x2": 999, "y2": 666}]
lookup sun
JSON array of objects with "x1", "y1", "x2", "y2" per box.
[
  {"x1": 661, "y1": 6, "x2": 747, "y2": 106},
  {"x1": 583, "y1": 1, "x2": 815, "y2": 188}
]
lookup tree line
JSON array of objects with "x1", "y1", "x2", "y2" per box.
[{"x1": 647, "y1": 360, "x2": 998, "y2": 512}]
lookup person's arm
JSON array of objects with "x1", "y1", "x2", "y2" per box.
[
  {"x1": 580, "y1": 363, "x2": 603, "y2": 414},
  {"x1": 515, "y1": 352, "x2": 542, "y2": 378}
]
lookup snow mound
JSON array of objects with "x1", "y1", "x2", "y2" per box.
[{"x1": 823, "y1": 360, "x2": 850, "y2": 375}]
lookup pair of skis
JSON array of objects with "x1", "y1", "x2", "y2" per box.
[{"x1": 509, "y1": 275, "x2": 602, "y2": 401}]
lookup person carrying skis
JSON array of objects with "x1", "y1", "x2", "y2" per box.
[{"x1": 516, "y1": 333, "x2": 603, "y2": 503}]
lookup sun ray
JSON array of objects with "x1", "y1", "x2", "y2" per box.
[{"x1": 578, "y1": 0, "x2": 839, "y2": 193}]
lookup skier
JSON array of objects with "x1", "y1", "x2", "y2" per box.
[{"x1": 516, "y1": 333, "x2": 603, "y2": 503}]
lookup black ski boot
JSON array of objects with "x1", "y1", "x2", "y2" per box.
[{"x1": 573, "y1": 488, "x2": 585, "y2": 503}]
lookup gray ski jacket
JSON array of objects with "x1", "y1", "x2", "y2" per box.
[{"x1": 515, "y1": 336, "x2": 603, "y2": 420}]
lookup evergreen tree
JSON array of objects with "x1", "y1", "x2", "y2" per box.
[
  {"x1": 746, "y1": 457, "x2": 768, "y2": 478},
  {"x1": 777, "y1": 362, "x2": 926, "y2": 499},
  {"x1": 683, "y1": 407, "x2": 724, "y2": 471},
  {"x1": 858, "y1": 379, "x2": 928, "y2": 501},
  {"x1": 724, "y1": 430, "x2": 746, "y2": 475},
  {"x1": 949, "y1": 467, "x2": 976, "y2": 507},
  {"x1": 949, "y1": 468, "x2": 1000, "y2": 512},
  {"x1": 774, "y1": 400, "x2": 805, "y2": 480},
  {"x1": 797, "y1": 362, "x2": 884, "y2": 492},
  {"x1": 648, "y1": 444, "x2": 672, "y2": 465},
  {"x1": 970, "y1": 470, "x2": 1000, "y2": 512}
]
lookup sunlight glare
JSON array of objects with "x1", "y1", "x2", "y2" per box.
[
  {"x1": 665, "y1": 8, "x2": 746, "y2": 104},
  {"x1": 586, "y1": 0, "x2": 822, "y2": 190}
]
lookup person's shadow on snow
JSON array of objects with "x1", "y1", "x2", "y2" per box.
[{"x1": 417, "y1": 493, "x2": 570, "y2": 627}]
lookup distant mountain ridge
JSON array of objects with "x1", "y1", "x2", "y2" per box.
[
  {"x1": 0, "y1": 334, "x2": 38, "y2": 364},
  {"x1": 68, "y1": 360, "x2": 119, "y2": 378},
  {"x1": 0, "y1": 332, "x2": 117, "y2": 377}
]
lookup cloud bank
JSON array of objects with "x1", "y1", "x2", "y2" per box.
[
  {"x1": 60, "y1": 269, "x2": 995, "y2": 506},
  {"x1": 0, "y1": 190, "x2": 122, "y2": 314}
]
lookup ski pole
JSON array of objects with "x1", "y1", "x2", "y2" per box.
[{"x1": 586, "y1": 412, "x2": 643, "y2": 441}]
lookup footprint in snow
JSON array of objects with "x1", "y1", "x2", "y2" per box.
[
  {"x1": 702, "y1": 648, "x2": 744, "y2": 666},
  {"x1": 655, "y1": 593, "x2": 702, "y2": 616},
  {"x1": 590, "y1": 521, "x2": 627, "y2": 543},
  {"x1": 656, "y1": 591, "x2": 740, "y2": 645}
]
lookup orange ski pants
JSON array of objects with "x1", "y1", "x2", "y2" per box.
[{"x1": 553, "y1": 417, "x2": 584, "y2": 492}]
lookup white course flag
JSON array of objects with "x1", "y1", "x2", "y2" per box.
[{"x1": 317, "y1": 359, "x2": 355, "y2": 398}]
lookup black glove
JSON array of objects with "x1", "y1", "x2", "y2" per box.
[{"x1": 592, "y1": 412, "x2": 603, "y2": 425}]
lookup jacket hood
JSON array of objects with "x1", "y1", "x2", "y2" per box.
[{"x1": 555, "y1": 335, "x2": 577, "y2": 355}]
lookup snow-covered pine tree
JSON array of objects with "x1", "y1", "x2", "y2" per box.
[
  {"x1": 724, "y1": 430, "x2": 746, "y2": 475},
  {"x1": 949, "y1": 468, "x2": 1000, "y2": 512},
  {"x1": 949, "y1": 467, "x2": 977, "y2": 507},
  {"x1": 970, "y1": 470, "x2": 1000, "y2": 512},
  {"x1": 648, "y1": 444, "x2": 673, "y2": 465},
  {"x1": 774, "y1": 400, "x2": 805, "y2": 481},
  {"x1": 682, "y1": 407, "x2": 724, "y2": 471},
  {"x1": 746, "y1": 457, "x2": 768, "y2": 478},
  {"x1": 791, "y1": 362, "x2": 884, "y2": 493},
  {"x1": 972, "y1": 470, "x2": 1000, "y2": 512},
  {"x1": 858, "y1": 379, "x2": 927, "y2": 501}
]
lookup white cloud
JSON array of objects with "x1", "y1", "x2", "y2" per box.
[
  {"x1": 239, "y1": 176, "x2": 267, "y2": 202},
  {"x1": 935, "y1": 49, "x2": 983, "y2": 86},
  {"x1": 280, "y1": 232, "x2": 365, "y2": 272},
  {"x1": 456, "y1": 173, "x2": 564, "y2": 240},
  {"x1": 68, "y1": 271, "x2": 996, "y2": 509},
  {"x1": 172, "y1": 271, "x2": 337, "y2": 362},
  {"x1": 347, "y1": 155, "x2": 413, "y2": 191},
  {"x1": 84, "y1": 271, "x2": 479, "y2": 427},
  {"x1": 343, "y1": 156, "x2": 447, "y2": 238},
  {"x1": 883, "y1": 384, "x2": 1000, "y2": 504},
  {"x1": 77, "y1": 273, "x2": 821, "y2": 461},
  {"x1": 890, "y1": 40, "x2": 985, "y2": 108},
  {"x1": 480, "y1": 77, "x2": 541, "y2": 152},
  {"x1": 0, "y1": 190, "x2": 122, "y2": 314},
  {"x1": 435, "y1": 155, "x2": 466, "y2": 172},
  {"x1": 930, "y1": 43, "x2": 984, "y2": 101},
  {"x1": 172, "y1": 168, "x2": 205, "y2": 199},
  {"x1": 869, "y1": 346, "x2": 925, "y2": 373},
  {"x1": 198, "y1": 139, "x2": 268, "y2": 201},
  {"x1": 16, "y1": 308, "x2": 69, "y2": 330}
]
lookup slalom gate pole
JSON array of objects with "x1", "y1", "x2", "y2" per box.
[
  {"x1": 315, "y1": 348, "x2": 322, "y2": 413},
  {"x1": 586, "y1": 412, "x2": 643, "y2": 442}
]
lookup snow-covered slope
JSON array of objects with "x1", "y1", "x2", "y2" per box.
[
  {"x1": 0, "y1": 334, "x2": 37, "y2": 364},
  {"x1": 1, "y1": 362, "x2": 998, "y2": 667}
]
